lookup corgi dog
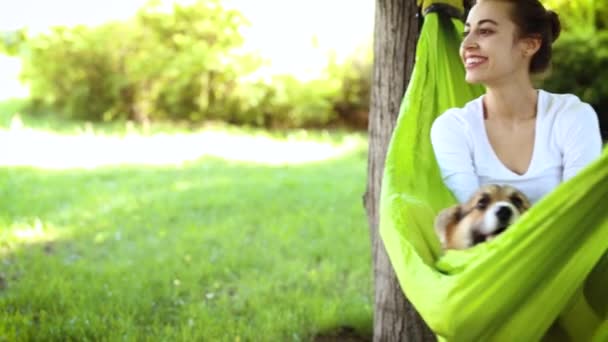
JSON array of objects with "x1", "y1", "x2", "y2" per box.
[{"x1": 435, "y1": 184, "x2": 531, "y2": 250}]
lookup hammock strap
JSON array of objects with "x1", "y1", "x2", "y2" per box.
[{"x1": 417, "y1": 0, "x2": 464, "y2": 17}]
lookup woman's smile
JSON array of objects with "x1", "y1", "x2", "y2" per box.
[{"x1": 464, "y1": 55, "x2": 488, "y2": 69}]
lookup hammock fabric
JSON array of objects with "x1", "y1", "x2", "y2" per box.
[{"x1": 379, "y1": 11, "x2": 608, "y2": 342}]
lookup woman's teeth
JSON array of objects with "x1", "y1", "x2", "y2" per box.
[{"x1": 465, "y1": 57, "x2": 487, "y2": 68}]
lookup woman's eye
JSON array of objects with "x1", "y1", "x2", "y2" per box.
[
  {"x1": 462, "y1": 31, "x2": 470, "y2": 37},
  {"x1": 479, "y1": 28, "x2": 493, "y2": 35}
]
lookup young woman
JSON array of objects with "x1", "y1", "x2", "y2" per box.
[{"x1": 431, "y1": 0, "x2": 603, "y2": 204}]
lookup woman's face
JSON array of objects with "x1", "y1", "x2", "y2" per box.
[{"x1": 460, "y1": 1, "x2": 532, "y2": 85}]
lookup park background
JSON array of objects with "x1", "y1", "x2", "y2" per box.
[{"x1": 0, "y1": 0, "x2": 606, "y2": 340}]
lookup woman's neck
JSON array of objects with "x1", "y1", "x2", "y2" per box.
[{"x1": 483, "y1": 82, "x2": 538, "y2": 122}]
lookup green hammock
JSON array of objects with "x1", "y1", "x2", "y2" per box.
[{"x1": 379, "y1": 11, "x2": 608, "y2": 342}]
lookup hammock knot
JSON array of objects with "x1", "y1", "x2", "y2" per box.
[{"x1": 418, "y1": 0, "x2": 464, "y2": 18}]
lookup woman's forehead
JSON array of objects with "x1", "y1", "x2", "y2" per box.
[{"x1": 466, "y1": 1, "x2": 514, "y2": 26}]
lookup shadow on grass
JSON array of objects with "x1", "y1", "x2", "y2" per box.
[{"x1": 314, "y1": 325, "x2": 372, "y2": 342}]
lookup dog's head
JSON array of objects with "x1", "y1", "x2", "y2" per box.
[{"x1": 435, "y1": 184, "x2": 531, "y2": 250}]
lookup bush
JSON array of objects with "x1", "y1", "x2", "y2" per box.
[
  {"x1": 326, "y1": 46, "x2": 372, "y2": 129},
  {"x1": 538, "y1": 0, "x2": 608, "y2": 138},
  {"x1": 0, "y1": 29, "x2": 27, "y2": 56},
  {"x1": 541, "y1": 31, "x2": 608, "y2": 137},
  {"x1": 21, "y1": 24, "x2": 124, "y2": 121},
  {"x1": 5, "y1": 0, "x2": 373, "y2": 129},
  {"x1": 19, "y1": 0, "x2": 260, "y2": 124},
  {"x1": 544, "y1": 0, "x2": 608, "y2": 34}
]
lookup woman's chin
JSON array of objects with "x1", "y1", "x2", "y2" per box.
[{"x1": 464, "y1": 74, "x2": 485, "y2": 84}]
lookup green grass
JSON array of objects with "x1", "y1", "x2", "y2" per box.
[{"x1": 0, "y1": 107, "x2": 373, "y2": 341}]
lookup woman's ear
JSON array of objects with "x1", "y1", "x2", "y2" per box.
[{"x1": 522, "y1": 36, "x2": 541, "y2": 58}]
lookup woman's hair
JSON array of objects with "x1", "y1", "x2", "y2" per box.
[{"x1": 479, "y1": 0, "x2": 562, "y2": 74}]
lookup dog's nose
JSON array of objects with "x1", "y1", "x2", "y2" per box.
[{"x1": 496, "y1": 206, "x2": 512, "y2": 222}]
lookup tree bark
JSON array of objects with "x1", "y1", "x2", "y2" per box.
[{"x1": 365, "y1": 0, "x2": 436, "y2": 341}]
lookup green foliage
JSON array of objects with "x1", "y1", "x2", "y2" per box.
[
  {"x1": 544, "y1": 32, "x2": 608, "y2": 109},
  {"x1": 22, "y1": 25, "x2": 123, "y2": 120},
  {"x1": 0, "y1": 29, "x2": 28, "y2": 56},
  {"x1": 19, "y1": 0, "x2": 260, "y2": 123},
  {"x1": 261, "y1": 75, "x2": 340, "y2": 128},
  {"x1": 251, "y1": 46, "x2": 373, "y2": 129},
  {"x1": 0, "y1": 124, "x2": 372, "y2": 341},
  {"x1": 544, "y1": 0, "x2": 608, "y2": 35},
  {"x1": 326, "y1": 46, "x2": 373, "y2": 128},
  {"x1": 9, "y1": 0, "x2": 373, "y2": 128},
  {"x1": 127, "y1": 0, "x2": 260, "y2": 123},
  {"x1": 540, "y1": 0, "x2": 608, "y2": 135}
]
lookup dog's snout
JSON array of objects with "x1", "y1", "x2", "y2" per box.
[{"x1": 496, "y1": 206, "x2": 512, "y2": 222}]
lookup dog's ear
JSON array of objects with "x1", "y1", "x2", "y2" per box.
[{"x1": 434, "y1": 205, "x2": 462, "y2": 247}]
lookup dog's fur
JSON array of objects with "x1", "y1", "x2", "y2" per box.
[{"x1": 435, "y1": 184, "x2": 531, "y2": 250}]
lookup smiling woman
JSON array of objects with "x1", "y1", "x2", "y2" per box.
[{"x1": 430, "y1": 0, "x2": 603, "y2": 204}]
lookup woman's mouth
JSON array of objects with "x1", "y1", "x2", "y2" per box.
[{"x1": 464, "y1": 56, "x2": 487, "y2": 69}]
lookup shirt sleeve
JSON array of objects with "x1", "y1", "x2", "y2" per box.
[
  {"x1": 558, "y1": 102, "x2": 603, "y2": 181},
  {"x1": 430, "y1": 110, "x2": 480, "y2": 203}
]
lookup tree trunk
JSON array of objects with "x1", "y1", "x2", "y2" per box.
[{"x1": 365, "y1": 0, "x2": 436, "y2": 341}]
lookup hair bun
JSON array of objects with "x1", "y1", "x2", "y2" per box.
[{"x1": 547, "y1": 10, "x2": 561, "y2": 43}]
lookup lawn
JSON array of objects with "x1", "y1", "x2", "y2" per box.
[{"x1": 0, "y1": 100, "x2": 373, "y2": 341}]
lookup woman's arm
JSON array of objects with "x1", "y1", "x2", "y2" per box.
[
  {"x1": 430, "y1": 111, "x2": 480, "y2": 203},
  {"x1": 559, "y1": 103, "x2": 603, "y2": 181}
]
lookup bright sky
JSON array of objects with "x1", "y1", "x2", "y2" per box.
[
  {"x1": 0, "y1": 0, "x2": 149, "y2": 31},
  {"x1": 224, "y1": 0, "x2": 375, "y2": 75}
]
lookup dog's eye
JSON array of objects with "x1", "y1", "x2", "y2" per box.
[
  {"x1": 476, "y1": 195, "x2": 490, "y2": 210},
  {"x1": 510, "y1": 195, "x2": 524, "y2": 209}
]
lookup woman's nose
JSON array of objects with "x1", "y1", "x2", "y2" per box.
[{"x1": 461, "y1": 34, "x2": 478, "y2": 50}]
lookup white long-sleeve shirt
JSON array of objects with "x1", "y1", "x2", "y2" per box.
[{"x1": 430, "y1": 89, "x2": 603, "y2": 204}]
